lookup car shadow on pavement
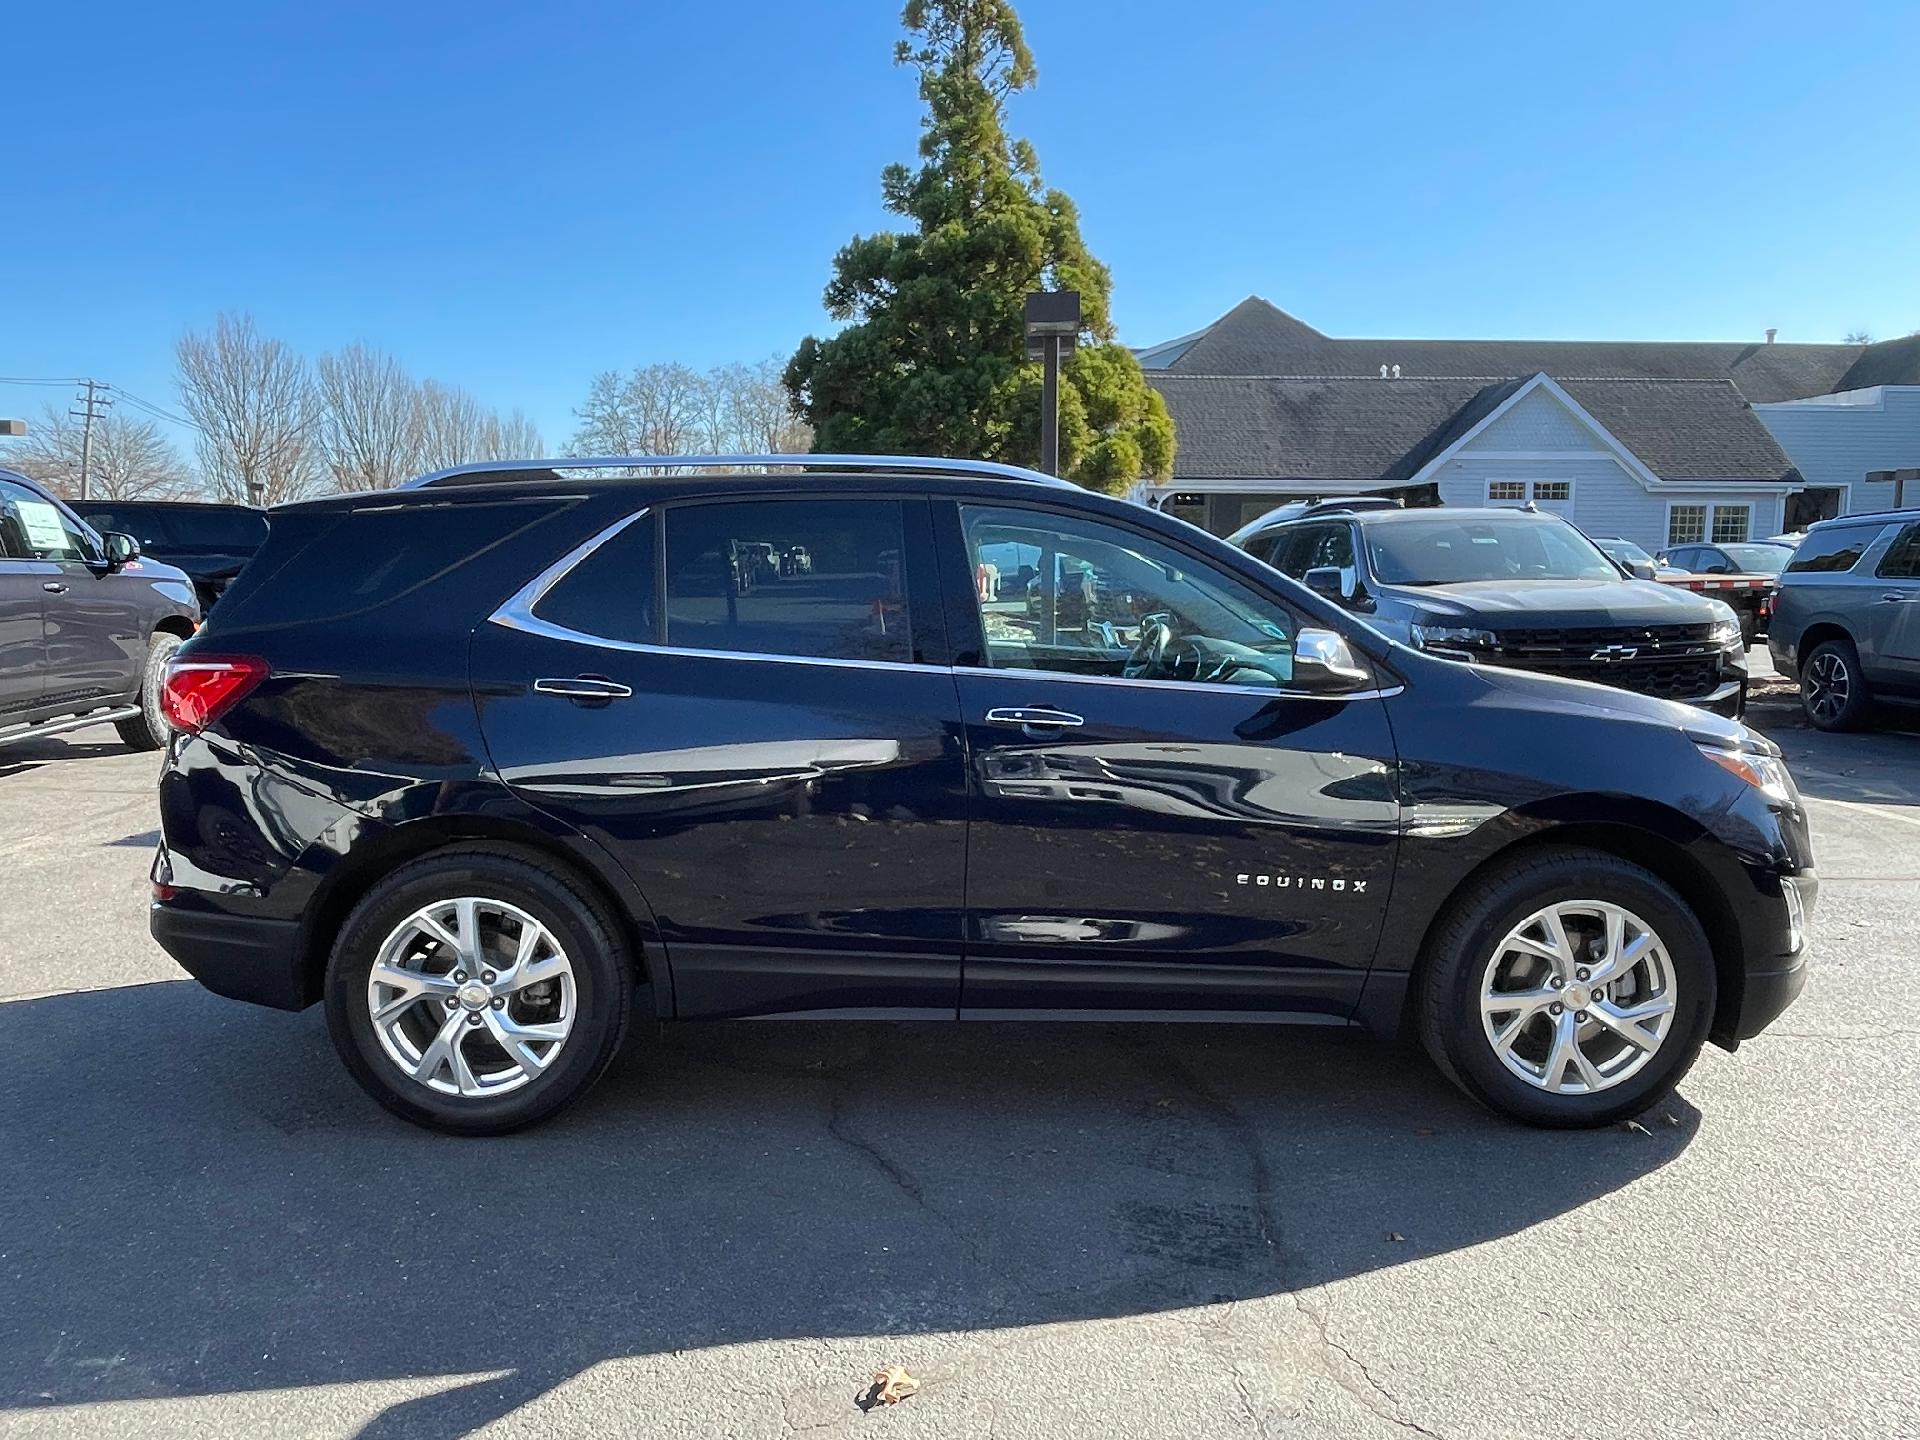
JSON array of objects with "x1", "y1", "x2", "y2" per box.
[
  {"x1": 0, "y1": 739, "x2": 132, "y2": 779},
  {"x1": 0, "y1": 981, "x2": 1698, "y2": 1437}
]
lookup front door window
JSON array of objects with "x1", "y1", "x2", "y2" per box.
[{"x1": 960, "y1": 504, "x2": 1305, "y2": 690}]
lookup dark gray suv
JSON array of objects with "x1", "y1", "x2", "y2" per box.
[
  {"x1": 1768, "y1": 509, "x2": 1920, "y2": 730},
  {"x1": 0, "y1": 468, "x2": 202, "y2": 751}
]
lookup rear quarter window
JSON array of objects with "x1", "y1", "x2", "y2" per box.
[{"x1": 1785, "y1": 526, "x2": 1879, "y2": 575}]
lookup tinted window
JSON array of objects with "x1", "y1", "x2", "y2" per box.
[
  {"x1": 0, "y1": 481, "x2": 95, "y2": 562},
  {"x1": 1876, "y1": 523, "x2": 1920, "y2": 581},
  {"x1": 1785, "y1": 526, "x2": 1878, "y2": 575},
  {"x1": 162, "y1": 508, "x2": 270, "y2": 551},
  {"x1": 663, "y1": 499, "x2": 910, "y2": 663},
  {"x1": 1717, "y1": 542, "x2": 1793, "y2": 575},
  {"x1": 1366, "y1": 516, "x2": 1616, "y2": 583},
  {"x1": 961, "y1": 504, "x2": 1302, "y2": 688},
  {"x1": 535, "y1": 513, "x2": 657, "y2": 644}
]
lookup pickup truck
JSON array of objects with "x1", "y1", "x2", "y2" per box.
[{"x1": 1, "y1": 469, "x2": 201, "y2": 750}]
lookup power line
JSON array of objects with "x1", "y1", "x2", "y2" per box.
[{"x1": 110, "y1": 385, "x2": 197, "y2": 429}]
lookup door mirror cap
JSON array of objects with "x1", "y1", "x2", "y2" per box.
[
  {"x1": 102, "y1": 531, "x2": 140, "y2": 567},
  {"x1": 1302, "y1": 565, "x2": 1351, "y2": 603},
  {"x1": 1292, "y1": 628, "x2": 1372, "y2": 691}
]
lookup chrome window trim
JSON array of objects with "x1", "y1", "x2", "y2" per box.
[
  {"x1": 489, "y1": 508, "x2": 652, "y2": 646},
  {"x1": 410, "y1": 453, "x2": 1076, "y2": 491},
  {"x1": 954, "y1": 664, "x2": 1401, "y2": 703}
]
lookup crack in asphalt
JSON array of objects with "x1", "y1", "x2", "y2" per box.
[
  {"x1": 1763, "y1": 1028, "x2": 1920, "y2": 1041},
  {"x1": 1135, "y1": 1041, "x2": 1453, "y2": 1440}
]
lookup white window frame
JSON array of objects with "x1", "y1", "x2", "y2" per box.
[
  {"x1": 1666, "y1": 500, "x2": 1751, "y2": 547},
  {"x1": 1666, "y1": 503, "x2": 1709, "y2": 546},
  {"x1": 1485, "y1": 479, "x2": 1576, "y2": 506}
]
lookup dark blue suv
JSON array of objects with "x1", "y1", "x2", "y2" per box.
[{"x1": 149, "y1": 457, "x2": 1813, "y2": 1134}]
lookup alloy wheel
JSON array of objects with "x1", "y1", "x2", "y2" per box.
[
  {"x1": 1806, "y1": 652, "x2": 1850, "y2": 723},
  {"x1": 366, "y1": 897, "x2": 576, "y2": 1097},
  {"x1": 1480, "y1": 900, "x2": 1677, "y2": 1094}
]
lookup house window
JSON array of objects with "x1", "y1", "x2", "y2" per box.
[
  {"x1": 1487, "y1": 480, "x2": 1571, "y2": 505},
  {"x1": 1668, "y1": 505, "x2": 1708, "y2": 545},
  {"x1": 1709, "y1": 505, "x2": 1750, "y2": 544}
]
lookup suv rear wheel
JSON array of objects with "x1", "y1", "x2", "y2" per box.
[
  {"x1": 1418, "y1": 848, "x2": 1714, "y2": 1127},
  {"x1": 114, "y1": 630, "x2": 182, "y2": 751},
  {"x1": 1801, "y1": 637, "x2": 1871, "y2": 732},
  {"x1": 324, "y1": 847, "x2": 634, "y2": 1135}
]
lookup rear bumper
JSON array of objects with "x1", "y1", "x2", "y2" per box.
[{"x1": 151, "y1": 901, "x2": 308, "y2": 1011}]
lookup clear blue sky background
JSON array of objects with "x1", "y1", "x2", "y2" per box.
[{"x1": 5, "y1": 0, "x2": 1917, "y2": 455}]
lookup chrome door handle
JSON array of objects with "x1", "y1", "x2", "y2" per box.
[
  {"x1": 533, "y1": 676, "x2": 633, "y2": 700},
  {"x1": 984, "y1": 705, "x2": 1084, "y2": 729},
  {"x1": 1879, "y1": 592, "x2": 1917, "y2": 604},
  {"x1": 41, "y1": 581, "x2": 67, "y2": 594}
]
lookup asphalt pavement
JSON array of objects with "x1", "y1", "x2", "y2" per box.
[{"x1": 0, "y1": 677, "x2": 1915, "y2": 1439}]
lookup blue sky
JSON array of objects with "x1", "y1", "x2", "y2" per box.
[{"x1": 5, "y1": 0, "x2": 1917, "y2": 455}]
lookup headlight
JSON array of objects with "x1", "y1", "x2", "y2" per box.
[
  {"x1": 1696, "y1": 743, "x2": 1796, "y2": 803},
  {"x1": 1410, "y1": 624, "x2": 1497, "y2": 656},
  {"x1": 1705, "y1": 603, "x2": 1741, "y2": 646}
]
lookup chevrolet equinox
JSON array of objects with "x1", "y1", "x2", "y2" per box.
[{"x1": 150, "y1": 456, "x2": 1815, "y2": 1134}]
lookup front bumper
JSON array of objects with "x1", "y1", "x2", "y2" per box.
[
  {"x1": 151, "y1": 898, "x2": 308, "y2": 1011},
  {"x1": 1694, "y1": 678, "x2": 1748, "y2": 719},
  {"x1": 1720, "y1": 869, "x2": 1817, "y2": 1044}
]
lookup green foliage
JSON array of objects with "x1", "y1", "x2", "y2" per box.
[{"x1": 784, "y1": 0, "x2": 1173, "y2": 494}]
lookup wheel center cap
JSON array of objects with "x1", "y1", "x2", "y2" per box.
[
  {"x1": 1566, "y1": 984, "x2": 1593, "y2": 1010},
  {"x1": 457, "y1": 982, "x2": 492, "y2": 1011}
]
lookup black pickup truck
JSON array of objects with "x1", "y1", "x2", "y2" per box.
[
  {"x1": 1236, "y1": 502, "x2": 1749, "y2": 716},
  {"x1": 1, "y1": 470, "x2": 201, "y2": 750},
  {"x1": 67, "y1": 499, "x2": 269, "y2": 614}
]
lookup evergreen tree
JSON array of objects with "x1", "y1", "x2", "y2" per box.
[{"x1": 784, "y1": 0, "x2": 1173, "y2": 493}]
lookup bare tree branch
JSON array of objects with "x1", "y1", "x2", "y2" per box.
[
  {"x1": 8, "y1": 404, "x2": 199, "y2": 500},
  {"x1": 175, "y1": 313, "x2": 323, "y2": 505}
]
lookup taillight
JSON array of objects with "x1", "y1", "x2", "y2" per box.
[{"x1": 161, "y1": 657, "x2": 270, "y2": 734}]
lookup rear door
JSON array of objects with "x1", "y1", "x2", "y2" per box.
[
  {"x1": 937, "y1": 499, "x2": 1400, "y2": 1020},
  {"x1": 1867, "y1": 521, "x2": 1920, "y2": 692},
  {"x1": 472, "y1": 493, "x2": 969, "y2": 1018},
  {"x1": 0, "y1": 482, "x2": 50, "y2": 717}
]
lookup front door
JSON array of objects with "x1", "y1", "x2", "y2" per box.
[
  {"x1": 0, "y1": 483, "x2": 50, "y2": 718},
  {"x1": 473, "y1": 494, "x2": 969, "y2": 1018},
  {"x1": 939, "y1": 500, "x2": 1400, "y2": 1020},
  {"x1": 9, "y1": 487, "x2": 144, "y2": 706}
]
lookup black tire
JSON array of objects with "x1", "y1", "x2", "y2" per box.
[
  {"x1": 1800, "y1": 638, "x2": 1871, "y2": 732},
  {"x1": 324, "y1": 846, "x2": 634, "y2": 1135},
  {"x1": 1417, "y1": 848, "x2": 1716, "y2": 1128},
  {"x1": 115, "y1": 631, "x2": 183, "y2": 751}
]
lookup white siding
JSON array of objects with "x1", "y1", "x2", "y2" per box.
[
  {"x1": 1437, "y1": 389, "x2": 1787, "y2": 549},
  {"x1": 1755, "y1": 387, "x2": 1920, "y2": 516}
]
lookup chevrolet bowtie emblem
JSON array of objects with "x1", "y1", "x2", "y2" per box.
[{"x1": 1589, "y1": 644, "x2": 1640, "y2": 662}]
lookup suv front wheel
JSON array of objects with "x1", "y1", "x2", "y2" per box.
[
  {"x1": 324, "y1": 847, "x2": 635, "y2": 1134},
  {"x1": 1418, "y1": 849, "x2": 1715, "y2": 1127},
  {"x1": 115, "y1": 630, "x2": 183, "y2": 751}
]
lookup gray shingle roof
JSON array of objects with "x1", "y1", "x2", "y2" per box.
[
  {"x1": 1147, "y1": 371, "x2": 1803, "y2": 486},
  {"x1": 1151, "y1": 297, "x2": 1909, "y2": 404}
]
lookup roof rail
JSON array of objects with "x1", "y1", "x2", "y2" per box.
[
  {"x1": 1303, "y1": 496, "x2": 1401, "y2": 517},
  {"x1": 403, "y1": 454, "x2": 1078, "y2": 491}
]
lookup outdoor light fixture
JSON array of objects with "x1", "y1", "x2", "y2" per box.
[
  {"x1": 0, "y1": 419, "x2": 26, "y2": 437},
  {"x1": 1025, "y1": 290, "x2": 1081, "y2": 476}
]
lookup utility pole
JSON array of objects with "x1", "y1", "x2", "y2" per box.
[{"x1": 70, "y1": 380, "x2": 111, "y2": 500}]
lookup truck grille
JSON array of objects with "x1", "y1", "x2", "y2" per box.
[{"x1": 1476, "y1": 624, "x2": 1728, "y2": 702}]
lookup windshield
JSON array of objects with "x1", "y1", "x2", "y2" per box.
[
  {"x1": 1717, "y1": 542, "x2": 1793, "y2": 575},
  {"x1": 1367, "y1": 516, "x2": 1620, "y2": 584},
  {"x1": 80, "y1": 506, "x2": 269, "y2": 552},
  {"x1": 1598, "y1": 538, "x2": 1652, "y2": 565}
]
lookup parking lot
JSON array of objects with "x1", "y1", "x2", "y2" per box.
[{"x1": 1, "y1": 688, "x2": 1915, "y2": 1440}]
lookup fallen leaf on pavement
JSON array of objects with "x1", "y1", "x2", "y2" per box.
[
  {"x1": 1623, "y1": 1119, "x2": 1651, "y2": 1136},
  {"x1": 1386, "y1": 1232, "x2": 1405, "y2": 1242},
  {"x1": 869, "y1": 1367, "x2": 920, "y2": 1406}
]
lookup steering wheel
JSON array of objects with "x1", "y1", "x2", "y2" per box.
[{"x1": 1124, "y1": 616, "x2": 1175, "y2": 679}]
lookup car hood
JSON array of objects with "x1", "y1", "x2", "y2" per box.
[
  {"x1": 1380, "y1": 577, "x2": 1725, "y2": 627},
  {"x1": 1466, "y1": 659, "x2": 1748, "y2": 746}
]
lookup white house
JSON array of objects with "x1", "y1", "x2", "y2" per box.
[
  {"x1": 1753, "y1": 384, "x2": 1920, "y2": 522},
  {"x1": 1134, "y1": 298, "x2": 1920, "y2": 545}
]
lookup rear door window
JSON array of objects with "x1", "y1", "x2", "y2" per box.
[
  {"x1": 533, "y1": 513, "x2": 657, "y2": 645},
  {"x1": 1876, "y1": 523, "x2": 1920, "y2": 581},
  {"x1": 1785, "y1": 526, "x2": 1879, "y2": 575},
  {"x1": 662, "y1": 499, "x2": 911, "y2": 663}
]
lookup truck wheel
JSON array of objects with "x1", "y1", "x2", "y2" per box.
[
  {"x1": 325, "y1": 846, "x2": 634, "y2": 1135},
  {"x1": 115, "y1": 631, "x2": 183, "y2": 751},
  {"x1": 1801, "y1": 638, "x2": 1870, "y2": 732},
  {"x1": 1417, "y1": 848, "x2": 1715, "y2": 1128}
]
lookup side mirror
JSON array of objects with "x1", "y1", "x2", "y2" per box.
[
  {"x1": 102, "y1": 531, "x2": 140, "y2": 567},
  {"x1": 1291, "y1": 628, "x2": 1372, "y2": 692},
  {"x1": 1303, "y1": 566, "x2": 1350, "y2": 603}
]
